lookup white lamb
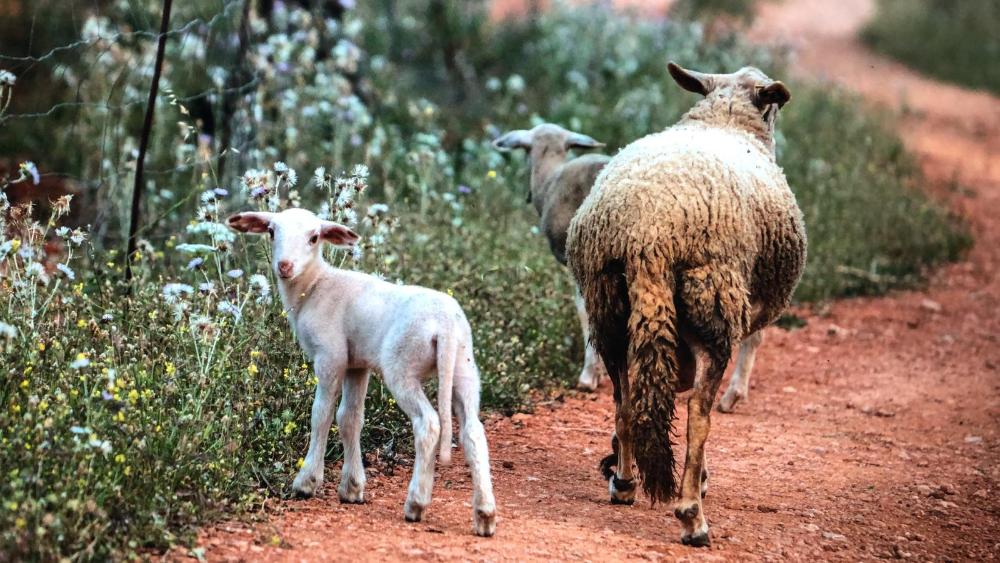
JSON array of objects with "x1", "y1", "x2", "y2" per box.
[{"x1": 228, "y1": 208, "x2": 497, "y2": 537}]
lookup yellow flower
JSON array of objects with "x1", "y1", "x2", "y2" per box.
[
  {"x1": 73, "y1": 283, "x2": 83, "y2": 296},
  {"x1": 10, "y1": 239, "x2": 21, "y2": 253},
  {"x1": 446, "y1": 288, "x2": 454, "y2": 297},
  {"x1": 283, "y1": 421, "x2": 297, "y2": 435},
  {"x1": 38, "y1": 400, "x2": 48, "y2": 412},
  {"x1": 128, "y1": 390, "x2": 139, "y2": 404},
  {"x1": 250, "y1": 350, "x2": 262, "y2": 359},
  {"x1": 247, "y1": 363, "x2": 259, "y2": 376},
  {"x1": 23, "y1": 366, "x2": 32, "y2": 375},
  {"x1": 487, "y1": 170, "x2": 497, "y2": 179},
  {"x1": 14, "y1": 517, "x2": 26, "y2": 529},
  {"x1": 115, "y1": 411, "x2": 125, "y2": 423},
  {"x1": 155, "y1": 424, "x2": 162, "y2": 433},
  {"x1": 11, "y1": 403, "x2": 20, "y2": 414},
  {"x1": 76, "y1": 319, "x2": 87, "y2": 328},
  {"x1": 4, "y1": 501, "x2": 17, "y2": 511},
  {"x1": 114, "y1": 453, "x2": 125, "y2": 464},
  {"x1": 19, "y1": 379, "x2": 28, "y2": 390},
  {"x1": 75, "y1": 352, "x2": 87, "y2": 362},
  {"x1": 124, "y1": 466, "x2": 132, "y2": 476},
  {"x1": 296, "y1": 458, "x2": 305, "y2": 469},
  {"x1": 165, "y1": 362, "x2": 176, "y2": 376},
  {"x1": 37, "y1": 342, "x2": 45, "y2": 352}
]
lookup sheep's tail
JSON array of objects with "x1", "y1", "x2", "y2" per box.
[
  {"x1": 627, "y1": 259, "x2": 679, "y2": 504},
  {"x1": 435, "y1": 325, "x2": 458, "y2": 466}
]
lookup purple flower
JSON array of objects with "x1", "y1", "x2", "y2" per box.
[
  {"x1": 250, "y1": 187, "x2": 268, "y2": 199},
  {"x1": 213, "y1": 188, "x2": 229, "y2": 197},
  {"x1": 457, "y1": 184, "x2": 472, "y2": 194},
  {"x1": 226, "y1": 269, "x2": 244, "y2": 279},
  {"x1": 187, "y1": 257, "x2": 204, "y2": 270},
  {"x1": 101, "y1": 390, "x2": 113, "y2": 401},
  {"x1": 350, "y1": 133, "x2": 363, "y2": 147}
]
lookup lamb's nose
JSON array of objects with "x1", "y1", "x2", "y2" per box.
[{"x1": 277, "y1": 260, "x2": 294, "y2": 278}]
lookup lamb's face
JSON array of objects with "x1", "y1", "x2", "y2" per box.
[
  {"x1": 227, "y1": 208, "x2": 359, "y2": 281},
  {"x1": 493, "y1": 123, "x2": 604, "y2": 155}
]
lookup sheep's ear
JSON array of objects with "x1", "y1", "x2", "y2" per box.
[
  {"x1": 754, "y1": 81, "x2": 791, "y2": 108},
  {"x1": 227, "y1": 212, "x2": 272, "y2": 234},
  {"x1": 565, "y1": 132, "x2": 605, "y2": 150},
  {"x1": 320, "y1": 221, "x2": 360, "y2": 247},
  {"x1": 667, "y1": 61, "x2": 713, "y2": 96},
  {"x1": 492, "y1": 130, "x2": 533, "y2": 151}
]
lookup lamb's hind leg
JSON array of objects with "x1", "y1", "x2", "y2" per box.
[
  {"x1": 293, "y1": 354, "x2": 346, "y2": 497},
  {"x1": 337, "y1": 368, "x2": 370, "y2": 504},
  {"x1": 383, "y1": 367, "x2": 440, "y2": 523},
  {"x1": 718, "y1": 331, "x2": 763, "y2": 413},
  {"x1": 454, "y1": 352, "x2": 497, "y2": 537}
]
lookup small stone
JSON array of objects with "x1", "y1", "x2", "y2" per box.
[
  {"x1": 939, "y1": 483, "x2": 956, "y2": 495},
  {"x1": 502, "y1": 460, "x2": 515, "y2": 470},
  {"x1": 822, "y1": 532, "x2": 847, "y2": 542},
  {"x1": 904, "y1": 531, "x2": 925, "y2": 542},
  {"x1": 916, "y1": 484, "x2": 934, "y2": 496},
  {"x1": 511, "y1": 413, "x2": 532, "y2": 426},
  {"x1": 920, "y1": 299, "x2": 942, "y2": 313},
  {"x1": 757, "y1": 504, "x2": 779, "y2": 513},
  {"x1": 973, "y1": 489, "x2": 988, "y2": 499},
  {"x1": 782, "y1": 386, "x2": 797, "y2": 393},
  {"x1": 964, "y1": 435, "x2": 983, "y2": 444},
  {"x1": 801, "y1": 523, "x2": 820, "y2": 532},
  {"x1": 826, "y1": 324, "x2": 849, "y2": 338}
]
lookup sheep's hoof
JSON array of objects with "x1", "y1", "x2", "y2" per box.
[
  {"x1": 338, "y1": 477, "x2": 366, "y2": 504},
  {"x1": 681, "y1": 530, "x2": 711, "y2": 548},
  {"x1": 338, "y1": 492, "x2": 365, "y2": 504},
  {"x1": 609, "y1": 476, "x2": 636, "y2": 505},
  {"x1": 473, "y1": 508, "x2": 496, "y2": 537},
  {"x1": 403, "y1": 500, "x2": 426, "y2": 523},
  {"x1": 717, "y1": 390, "x2": 745, "y2": 413},
  {"x1": 673, "y1": 502, "x2": 699, "y2": 522},
  {"x1": 291, "y1": 473, "x2": 321, "y2": 499}
]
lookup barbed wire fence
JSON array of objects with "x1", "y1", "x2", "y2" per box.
[{"x1": 0, "y1": 0, "x2": 360, "y2": 260}]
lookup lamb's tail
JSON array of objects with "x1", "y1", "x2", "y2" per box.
[
  {"x1": 627, "y1": 259, "x2": 680, "y2": 504},
  {"x1": 436, "y1": 324, "x2": 458, "y2": 466}
]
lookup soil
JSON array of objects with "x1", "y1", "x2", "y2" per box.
[{"x1": 190, "y1": 1, "x2": 1000, "y2": 560}]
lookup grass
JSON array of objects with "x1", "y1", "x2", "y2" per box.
[
  {"x1": 0, "y1": 1, "x2": 970, "y2": 559},
  {"x1": 863, "y1": 0, "x2": 1000, "y2": 94}
]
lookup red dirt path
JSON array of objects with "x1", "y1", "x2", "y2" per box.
[{"x1": 190, "y1": 1, "x2": 1000, "y2": 560}]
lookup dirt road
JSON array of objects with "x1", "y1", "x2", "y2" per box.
[{"x1": 194, "y1": 1, "x2": 1000, "y2": 560}]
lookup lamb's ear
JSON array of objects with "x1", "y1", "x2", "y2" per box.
[
  {"x1": 492, "y1": 130, "x2": 533, "y2": 151},
  {"x1": 227, "y1": 212, "x2": 272, "y2": 234},
  {"x1": 667, "y1": 61, "x2": 713, "y2": 96},
  {"x1": 565, "y1": 132, "x2": 605, "y2": 150},
  {"x1": 754, "y1": 81, "x2": 791, "y2": 108},
  {"x1": 320, "y1": 221, "x2": 360, "y2": 247}
]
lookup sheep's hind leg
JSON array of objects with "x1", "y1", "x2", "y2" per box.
[
  {"x1": 609, "y1": 411, "x2": 638, "y2": 504},
  {"x1": 574, "y1": 288, "x2": 607, "y2": 391},
  {"x1": 337, "y1": 368, "x2": 370, "y2": 504},
  {"x1": 454, "y1": 354, "x2": 497, "y2": 536},
  {"x1": 293, "y1": 355, "x2": 346, "y2": 498},
  {"x1": 384, "y1": 367, "x2": 441, "y2": 523},
  {"x1": 718, "y1": 331, "x2": 763, "y2": 413}
]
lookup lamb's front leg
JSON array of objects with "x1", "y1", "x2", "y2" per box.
[
  {"x1": 574, "y1": 287, "x2": 607, "y2": 391},
  {"x1": 337, "y1": 368, "x2": 370, "y2": 504},
  {"x1": 292, "y1": 354, "x2": 346, "y2": 498}
]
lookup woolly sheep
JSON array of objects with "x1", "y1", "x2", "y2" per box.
[
  {"x1": 228, "y1": 208, "x2": 497, "y2": 537},
  {"x1": 566, "y1": 63, "x2": 807, "y2": 547},
  {"x1": 493, "y1": 123, "x2": 610, "y2": 390}
]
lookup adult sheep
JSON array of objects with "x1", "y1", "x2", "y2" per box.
[
  {"x1": 493, "y1": 123, "x2": 610, "y2": 390},
  {"x1": 566, "y1": 63, "x2": 807, "y2": 546}
]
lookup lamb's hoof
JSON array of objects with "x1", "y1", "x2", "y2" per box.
[
  {"x1": 291, "y1": 473, "x2": 321, "y2": 499},
  {"x1": 473, "y1": 508, "x2": 497, "y2": 537},
  {"x1": 403, "y1": 500, "x2": 426, "y2": 523},
  {"x1": 338, "y1": 477, "x2": 366, "y2": 504},
  {"x1": 681, "y1": 531, "x2": 711, "y2": 548},
  {"x1": 576, "y1": 373, "x2": 599, "y2": 392},
  {"x1": 717, "y1": 390, "x2": 745, "y2": 413},
  {"x1": 609, "y1": 476, "x2": 636, "y2": 505}
]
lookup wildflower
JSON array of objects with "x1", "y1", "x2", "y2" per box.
[
  {"x1": 52, "y1": 194, "x2": 72, "y2": 215},
  {"x1": 351, "y1": 164, "x2": 369, "y2": 179},
  {"x1": 175, "y1": 243, "x2": 216, "y2": 255},
  {"x1": 124, "y1": 466, "x2": 132, "y2": 476},
  {"x1": 69, "y1": 353, "x2": 90, "y2": 369},
  {"x1": 487, "y1": 170, "x2": 497, "y2": 179},
  {"x1": 19, "y1": 161, "x2": 40, "y2": 185},
  {"x1": 226, "y1": 269, "x2": 244, "y2": 279},
  {"x1": 165, "y1": 362, "x2": 176, "y2": 376},
  {"x1": 313, "y1": 167, "x2": 326, "y2": 187},
  {"x1": 368, "y1": 203, "x2": 389, "y2": 216},
  {"x1": 283, "y1": 421, "x2": 297, "y2": 435},
  {"x1": 247, "y1": 362, "x2": 259, "y2": 376},
  {"x1": 218, "y1": 300, "x2": 242, "y2": 320},
  {"x1": 88, "y1": 438, "x2": 112, "y2": 455},
  {"x1": 37, "y1": 342, "x2": 45, "y2": 352},
  {"x1": 55, "y1": 226, "x2": 70, "y2": 237},
  {"x1": 342, "y1": 208, "x2": 357, "y2": 226},
  {"x1": 76, "y1": 319, "x2": 86, "y2": 329},
  {"x1": 250, "y1": 350, "x2": 262, "y2": 359},
  {"x1": 213, "y1": 188, "x2": 229, "y2": 198},
  {"x1": 0, "y1": 322, "x2": 15, "y2": 339},
  {"x1": 161, "y1": 283, "x2": 194, "y2": 304},
  {"x1": 250, "y1": 274, "x2": 271, "y2": 302},
  {"x1": 273, "y1": 161, "x2": 288, "y2": 173},
  {"x1": 25, "y1": 262, "x2": 45, "y2": 277},
  {"x1": 506, "y1": 74, "x2": 526, "y2": 94},
  {"x1": 69, "y1": 229, "x2": 87, "y2": 246},
  {"x1": 101, "y1": 313, "x2": 113, "y2": 324},
  {"x1": 457, "y1": 184, "x2": 472, "y2": 194},
  {"x1": 101, "y1": 390, "x2": 113, "y2": 401},
  {"x1": 0, "y1": 70, "x2": 15, "y2": 86},
  {"x1": 351, "y1": 245, "x2": 363, "y2": 262},
  {"x1": 187, "y1": 257, "x2": 204, "y2": 270},
  {"x1": 198, "y1": 282, "x2": 215, "y2": 294},
  {"x1": 57, "y1": 263, "x2": 76, "y2": 280}
]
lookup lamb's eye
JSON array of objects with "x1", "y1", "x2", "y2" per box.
[
  {"x1": 267, "y1": 227, "x2": 274, "y2": 239},
  {"x1": 309, "y1": 234, "x2": 319, "y2": 245}
]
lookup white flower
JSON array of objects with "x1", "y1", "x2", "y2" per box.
[
  {"x1": 25, "y1": 262, "x2": 45, "y2": 277},
  {"x1": 56, "y1": 263, "x2": 75, "y2": 280},
  {"x1": 162, "y1": 283, "x2": 194, "y2": 304},
  {"x1": 88, "y1": 438, "x2": 112, "y2": 455},
  {"x1": 285, "y1": 168, "x2": 298, "y2": 187},
  {"x1": 186, "y1": 221, "x2": 235, "y2": 243},
  {"x1": 250, "y1": 274, "x2": 271, "y2": 303},
  {"x1": 55, "y1": 226, "x2": 71, "y2": 237},
  {"x1": 506, "y1": 74, "x2": 525, "y2": 94},
  {"x1": 351, "y1": 164, "x2": 369, "y2": 179},
  {"x1": 273, "y1": 161, "x2": 288, "y2": 173},
  {"x1": 0, "y1": 70, "x2": 15, "y2": 87},
  {"x1": 313, "y1": 167, "x2": 327, "y2": 187},
  {"x1": 70, "y1": 426, "x2": 90, "y2": 435},
  {"x1": 367, "y1": 203, "x2": 389, "y2": 216},
  {"x1": 217, "y1": 301, "x2": 242, "y2": 321},
  {"x1": 69, "y1": 229, "x2": 87, "y2": 246},
  {"x1": 19, "y1": 161, "x2": 40, "y2": 185},
  {"x1": 175, "y1": 243, "x2": 217, "y2": 255},
  {"x1": 351, "y1": 245, "x2": 363, "y2": 262},
  {"x1": 70, "y1": 356, "x2": 91, "y2": 369},
  {"x1": 0, "y1": 322, "x2": 16, "y2": 339},
  {"x1": 226, "y1": 269, "x2": 244, "y2": 279},
  {"x1": 342, "y1": 208, "x2": 357, "y2": 226}
]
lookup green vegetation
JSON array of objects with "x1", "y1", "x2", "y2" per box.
[
  {"x1": 863, "y1": 0, "x2": 1000, "y2": 94},
  {"x1": 0, "y1": 1, "x2": 968, "y2": 559}
]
